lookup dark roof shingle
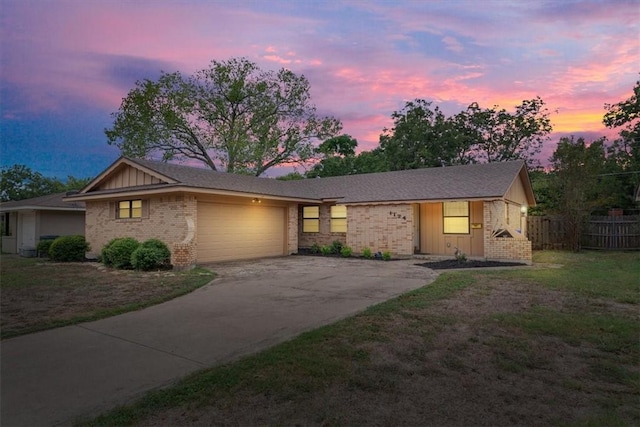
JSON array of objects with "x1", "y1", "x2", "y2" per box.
[
  {"x1": 0, "y1": 192, "x2": 86, "y2": 211},
  {"x1": 82, "y1": 157, "x2": 529, "y2": 204}
]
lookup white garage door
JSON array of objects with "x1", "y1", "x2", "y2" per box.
[{"x1": 197, "y1": 203, "x2": 286, "y2": 262}]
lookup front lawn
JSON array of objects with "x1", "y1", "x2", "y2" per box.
[
  {"x1": 82, "y1": 251, "x2": 639, "y2": 426},
  {"x1": 0, "y1": 255, "x2": 214, "y2": 339}
]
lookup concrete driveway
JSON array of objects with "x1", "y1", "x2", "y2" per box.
[{"x1": 1, "y1": 256, "x2": 437, "y2": 426}]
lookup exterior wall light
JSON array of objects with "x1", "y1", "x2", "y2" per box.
[{"x1": 252, "y1": 198, "x2": 261, "y2": 204}]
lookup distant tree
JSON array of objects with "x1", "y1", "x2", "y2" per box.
[
  {"x1": 603, "y1": 79, "x2": 639, "y2": 156},
  {"x1": 603, "y1": 79, "x2": 640, "y2": 202},
  {"x1": 64, "y1": 176, "x2": 92, "y2": 191},
  {"x1": 460, "y1": 97, "x2": 553, "y2": 167},
  {"x1": 276, "y1": 172, "x2": 305, "y2": 181},
  {"x1": 306, "y1": 135, "x2": 389, "y2": 178},
  {"x1": 549, "y1": 137, "x2": 607, "y2": 251},
  {"x1": 106, "y1": 57, "x2": 342, "y2": 176},
  {"x1": 0, "y1": 165, "x2": 91, "y2": 202},
  {"x1": 378, "y1": 100, "x2": 474, "y2": 170},
  {"x1": 527, "y1": 169, "x2": 556, "y2": 216}
]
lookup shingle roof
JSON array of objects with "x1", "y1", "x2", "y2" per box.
[
  {"x1": 284, "y1": 160, "x2": 527, "y2": 203},
  {"x1": 123, "y1": 158, "x2": 528, "y2": 204},
  {"x1": 0, "y1": 192, "x2": 86, "y2": 211},
  {"x1": 128, "y1": 158, "x2": 307, "y2": 199}
]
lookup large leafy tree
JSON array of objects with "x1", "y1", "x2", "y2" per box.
[
  {"x1": 378, "y1": 100, "x2": 474, "y2": 170},
  {"x1": 549, "y1": 137, "x2": 607, "y2": 250},
  {"x1": 106, "y1": 57, "x2": 342, "y2": 176},
  {"x1": 603, "y1": 79, "x2": 640, "y2": 197},
  {"x1": 460, "y1": 97, "x2": 552, "y2": 167},
  {"x1": 603, "y1": 79, "x2": 639, "y2": 160},
  {"x1": 0, "y1": 165, "x2": 90, "y2": 202}
]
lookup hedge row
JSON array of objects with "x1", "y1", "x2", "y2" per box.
[{"x1": 102, "y1": 238, "x2": 171, "y2": 271}]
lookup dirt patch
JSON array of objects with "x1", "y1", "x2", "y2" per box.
[
  {"x1": 138, "y1": 272, "x2": 639, "y2": 426},
  {"x1": 1, "y1": 256, "x2": 213, "y2": 338}
]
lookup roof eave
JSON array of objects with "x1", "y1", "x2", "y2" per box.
[
  {"x1": 0, "y1": 206, "x2": 85, "y2": 212},
  {"x1": 66, "y1": 184, "x2": 322, "y2": 204}
]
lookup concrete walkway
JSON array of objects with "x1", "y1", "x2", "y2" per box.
[{"x1": 1, "y1": 257, "x2": 437, "y2": 426}]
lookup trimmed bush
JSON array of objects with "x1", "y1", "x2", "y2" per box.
[
  {"x1": 49, "y1": 235, "x2": 89, "y2": 262},
  {"x1": 382, "y1": 251, "x2": 392, "y2": 261},
  {"x1": 37, "y1": 239, "x2": 54, "y2": 257},
  {"x1": 362, "y1": 247, "x2": 372, "y2": 259},
  {"x1": 320, "y1": 245, "x2": 333, "y2": 256},
  {"x1": 102, "y1": 237, "x2": 140, "y2": 269},
  {"x1": 309, "y1": 243, "x2": 321, "y2": 254},
  {"x1": 131, "y1": 239, "x2": 171, "y2": 271},
  {"x1": 330, "y1": 240, "x2": 343, "y2": 254},
  {"x1": 340, "y1": 246, "x2": 352, "y2": 257}
]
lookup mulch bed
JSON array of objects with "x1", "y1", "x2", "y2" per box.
[{"x1": 416, "y1": 259, "x2": 526, "y2": 269}]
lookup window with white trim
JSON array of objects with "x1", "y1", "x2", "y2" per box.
[
  {"x1": 330, "y1": 205, "x2": 347, "y2": 233},
  {"x1": 443, "y1": 201, "x2": 469, "y2": 234},
  {"x1": 118, "y1": 200, "x2": 142, "y2": 219},
  {"x1": 302, "y1": 206, "x2": 319, "y2": 233}
]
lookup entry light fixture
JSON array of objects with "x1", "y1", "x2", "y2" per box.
[
  {"x1": 252, "y1": 198, "x2": 262, "y2": 204},
  {"x1": 520, "y1": 205, "x2": 528, "y2": 216}
]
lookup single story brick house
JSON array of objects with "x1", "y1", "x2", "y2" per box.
[
  {"x1": 0, "y1": 192, "x2": 86, "y2": 255},
  {"x1": 66, "y1": 157, "x2": 536, "y2": 268}
]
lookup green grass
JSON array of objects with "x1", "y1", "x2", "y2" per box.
[
  {"x1": 493, "y1": 307, "x2": 638, "y2": 356},
  {"x1": 493, "y1": 250, "x2": 640, "y2": 303}
]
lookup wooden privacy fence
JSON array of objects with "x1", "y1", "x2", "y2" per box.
[
  {"x1": 527, "y1": 215, "x2": 640, "y2": 250},
  {"x1": 582, "y1": 215, "x2": 640, "y2": 250},
  {"x1": 527, "y1": 216, "x2": 568, "y2": 250}
]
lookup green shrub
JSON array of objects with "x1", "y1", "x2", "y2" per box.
[
  {"x1": 330, "y1": 240, "x2": 343, "y2": 254},
  {"x1": 131, "y1": 239, "x2": 171, "y2": 271},
  {"x1": 382, "y1": 251, "x2": 391, "y2": 261},
  {"x1": 309, "y1": 243, "x2": 321, "y2": 254},
  {"x1": 49, "y1": 235, "x2": 89, "y2": 262},
  {"x1": 37, "y1": 239, "x2": 54, "y2": 257},
  {"x1": 340, "y1": 246, "x2": 352, "y2": 257},
  {"x1": 321, "y1": 245, "x2": 333, "y2": 256},
  {"x1": 102, "y1": 237, "x2": 140, "y2": 269},
  {"x1": 362, "y1": 247, "x2": 372, "y2": 259}
]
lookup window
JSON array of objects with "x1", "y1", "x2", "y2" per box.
[
  {"x1": 330, "y1": 205, "x2": 347, "y2": 233},
  {"x1": 118, "y1": 200, "x2": 142, "y2": 219},
  {"x1": 443, "y1": 201, "x2": 469, "y2": 234},
  {"x1": 2, "y1": 212, "x2": 12, "y2": 236},
  {"x1": 302, "y1": 206, "x2": 319, "y2": 232}
]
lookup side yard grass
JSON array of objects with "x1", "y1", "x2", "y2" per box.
[
  {"x1": 0, "y1": 255, "x2": 214, "y2": 339},
  {"x1": 80, "y1": 250, "x2": 639, "y2": 427}
]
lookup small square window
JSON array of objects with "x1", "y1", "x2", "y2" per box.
[
  {"x1": 118, "y1": 200, "x2": 143, "y2": 219},
  {"x1": 443, "y1": 201, "x2": 469, "y2": 234}
]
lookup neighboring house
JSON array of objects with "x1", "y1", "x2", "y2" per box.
[
  {"x1": 0, "y1": 193, "x2": 86, "y2": 255},
  {"x1": 66, "y1": 157, "x2": 536, "y2": 268}
]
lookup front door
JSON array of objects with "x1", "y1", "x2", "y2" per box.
[{"x1": 20, "y1": 211, "x2": 36, "y2": 249}]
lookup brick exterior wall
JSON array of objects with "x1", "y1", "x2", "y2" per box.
[
  {"x1": 297, "y1": 204, "x2": 347, "y2": 248},
  {"x1": 483, "y1": 201, "x2": 532, "y2": 264},
  {"x1": 347, "y1": 204, "x2": 414, "y2": 257},
  {"x1": 287, "y1": 204, "x2": 298, "y2": 254},
  {"x1": 85, "y1": 194, "x2": 197, "y2": 269}
]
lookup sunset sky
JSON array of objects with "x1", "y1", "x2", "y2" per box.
[{"x1": 1, "y1": 0, "x2": 638, "y2": 179}]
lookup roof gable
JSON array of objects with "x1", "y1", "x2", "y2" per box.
[{"x1": 80, "y1": 158, "x2": 176, "y2": 194}]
